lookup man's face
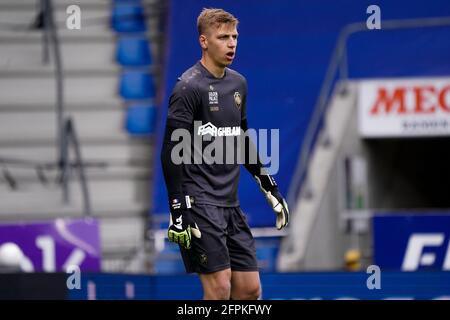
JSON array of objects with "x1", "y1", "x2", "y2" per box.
[{"x1": 202, "y1": 23, "x2": 238, "y2": 68}]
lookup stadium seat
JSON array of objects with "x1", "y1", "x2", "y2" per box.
[
  {"x1": 116, "y1": 36, "x2": 152, "y2": 66},
  {"x1": 119, "y1": 71, "x2": 155, "y2": 99},
  {"x1": 125, "y1": 103, "x2": 156, "y2": 135},
  {"x1": 111, "y1": 4, "x2": 146, "y2": 33}
]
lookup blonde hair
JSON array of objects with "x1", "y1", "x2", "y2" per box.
[{"x1": 197, "y1": 8, "x2": 238, "y2": 35}]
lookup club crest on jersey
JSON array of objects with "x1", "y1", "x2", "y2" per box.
[
  {"x1": 234, "y1": 92, "x2": 242, "y2": 109},
  {"x1": 198, "y1": 253, "x2": 208, "y2": 266}
]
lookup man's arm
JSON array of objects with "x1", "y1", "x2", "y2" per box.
[
  {"x1": 241, "y1": 117, "x2": 289, "y2": 230},
  {"x1": 160, "y1": 81, "x2": 201, "y2": 248},
  {"x1": 160, "y1": 119, "x2": 189, "y2": 197}
]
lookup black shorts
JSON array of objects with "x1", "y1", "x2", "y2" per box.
[{"x1": 179, "y1": 204, "x2": 258, "y2": 274}]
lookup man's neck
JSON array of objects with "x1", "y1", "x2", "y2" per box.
[{"x1": 200, "y1": 56, "x2": 225, "y2": 78}]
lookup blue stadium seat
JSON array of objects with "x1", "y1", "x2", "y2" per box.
[
  {"x1": 111, "y1": 4, "x2": 146, "y2": 33},
  {"x1": 126, "y1": 103, "x2": 156, "y2": 135},
  {"x1": 116, "y1": 36, "x2": 152, "y2": 66},
  {"x1": 119, "y1": 71, "x2": 155, "y2": 99}
]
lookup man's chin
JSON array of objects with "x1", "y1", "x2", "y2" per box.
[
  {"x1": 214, "y1": 59, "x2": 232, "y2": 69},
  {"x1": 222, "y1": 60, "x2": 233, "y2": 67}
]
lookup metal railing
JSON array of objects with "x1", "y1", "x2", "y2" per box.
[
  {"x1": 0, "y1": 0, "x2": 93, "y2": 215},
  {"x1": 41, "y1": 0, "x2": 92, "y2": 214},
  {"x1": 287, "y1": 16, "x2": 450, "y2": 207}
]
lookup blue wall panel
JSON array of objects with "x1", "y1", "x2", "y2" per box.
[
  {"x1": 152, "y1": 0, "x2": 450, "y2": 227},
  {"x1": 68, "y1": 272, "x2": 450, "y2": 300}
]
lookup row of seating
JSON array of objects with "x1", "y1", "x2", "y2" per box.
[{"x1": 112, "y1": 1, "x2": 156, "y2": 135}]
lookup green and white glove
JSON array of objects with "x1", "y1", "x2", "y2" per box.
[
  {"x1": 254, "y1": 174, "x2": 290, "y2": 230},
  {"x1": 167, "y1": 195, "x2": 201, "y2": 249}
]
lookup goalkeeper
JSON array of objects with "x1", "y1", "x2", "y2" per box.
[{"x1": 160, "y1": 8, "x2": 289, "y2": 300}]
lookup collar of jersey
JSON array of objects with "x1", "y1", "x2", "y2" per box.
[{"x1": 197, "y1": 61, "x2": 227, "y2": 80}]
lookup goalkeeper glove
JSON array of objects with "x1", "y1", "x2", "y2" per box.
[
  {"x1": 254, "y1": 174, "x2": 289, "y2": 230},
  {"x1": 167, "y1": 195, "x2": 201, "y2": 249}
]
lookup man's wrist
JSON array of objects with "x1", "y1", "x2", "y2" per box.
[
  {"x1": 169, "y1": 194, "x2": 192, "y2": 211},
  {"x1": 255, "y1": 174, "x2": 277, "y2": 192}
]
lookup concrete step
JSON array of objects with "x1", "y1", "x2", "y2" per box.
[
  {"x1": 0, "y1": 101, "x2": 125, "y2": 112},
  {"x1": 0, "y1": 0, "x2": 159, "y2": 9},
  {"x1": 0, "y1": 41, "x2": 118, "y2": 72},
  {"x1": 0, "y1": 74, "x2": 119, "y2": 106},
  {"x1": 0, "y1": 201, "x2": 147, "y2": 221},
  {"x1": 0, "y1": 164, "x2": 150, "y2": 182},
  {"x1": 278, "y1": 83, "x2": 357, "y2": 271},
  {"x1": 0, "y1": 29, "x2": 115, "y2": 44},
  {"x1": 0, "y1": 141, "x2": 153, "y2": 163},
  {"x1": 0, "y1": 8, "x2": 161, "y2": 42},
  {"x1": 0, "y1": 178, "x2": 149, "y2": 216},
  {"x1": 0, "y1": 109, "x2": 127, "y2": 142},
  {"x1": 0, "y1": 135, "x2": 150, "y2": 146},
  {"x1": 100, "y1": 216, "x2": 147, "y2": 253},
  {"x1": 0, "y1": 0, "x2": 111, "y2": 9},
  {"x1": 0, "y1": 29, "x2": 162, "y2": 46},
  {"x1": 0, "y1": 66, "x2": 156, "y2": 79},
  {"x1": 0, "y1": 8, "x2": 113, "y2": 35}
]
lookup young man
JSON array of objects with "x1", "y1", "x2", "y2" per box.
[{"x1": 160, "y1": 8, "x2": 289, "y2": 300}]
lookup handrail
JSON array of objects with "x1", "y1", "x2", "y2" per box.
[
  {"x1": 0, "y1": 156, "x2": 106, "y2": 189},
  {"x1": 41, "y1": 0, "x2": 92, "y2": 215},
  {"x1": 0, "y1": 0, "x2": 162, "y2": 217},
  {"x1": 63, "y1": 118, "x2": 92, "y2": 215},
  {"x1": 41, "y1": 0, "x2": 64, "y2": 169},
  {"x1": 38, "y1": 0, "x2": 49, "y2": 64},
  {"x1": 287, "y1": 16, "x2": 450, "y2": 207}
]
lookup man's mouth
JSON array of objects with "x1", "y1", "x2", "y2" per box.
[{"x1": 226, "y1": 51, "x2": 235, "y2": 60}]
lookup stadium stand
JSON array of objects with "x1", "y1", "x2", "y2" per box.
[
  {"x1": 1, "y1": 0, "x2": 450, "y2": 300},
  {"x1": 0, "y1": 0, "x2": 163, "y2": 273},
  {"x1": 151, "y1": 0, "x2": 450, "y2": 275}
]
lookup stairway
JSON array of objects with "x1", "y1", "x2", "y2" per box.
[
  {"x1": 277, "y1": 82, "x2": 358, "y2": 271},
  {"x1": 0, "y1": 0, "x2": 163, "y2": 273}
]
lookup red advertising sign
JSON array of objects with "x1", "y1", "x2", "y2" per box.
[{"x1": 359, "y1": 78, "x2": 450, "y2": 137}]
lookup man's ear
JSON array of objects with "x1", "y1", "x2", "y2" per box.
[{"x1": 199, "y1": 35, "x2": 208, "y2": 50}]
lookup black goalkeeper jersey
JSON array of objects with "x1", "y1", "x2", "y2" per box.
[{"x1": 166, "y1": 61, "x2": 248, "y2": 207}]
